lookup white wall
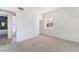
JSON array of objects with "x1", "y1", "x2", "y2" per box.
[
  {"x1": 8, "y1": 15, "x2": 16, "y2": 39},
  {"x1": 8, "y1": 14, "x2": 13, "y2": 39},
  {"x1": 16, "y1": 8, "x2": 39, "y2": 42},
  {"x1": 12, "y1": 16, "x2": 16, "y2": 34},
  {"x1": 40, "y1": 7, "x2": 79, "y2": 42}
]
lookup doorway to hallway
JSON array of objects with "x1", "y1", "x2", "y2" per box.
[{"x1": 0, "y1": 16, "x2": 12, "y2": 46}]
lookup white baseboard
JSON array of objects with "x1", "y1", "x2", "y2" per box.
[{"x1": 40, "y1": 33, "x2": 79, "y2": 43}]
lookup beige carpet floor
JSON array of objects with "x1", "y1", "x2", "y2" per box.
[
  {"x1": 0, "y1": 35, "x2": 12, "y2": 46},
  {"x1": 0, "y1": 39, "x2": 12, "y2": 46},
  {"x1": 0, "y1": 35, "x2": 79, "y2": 52}
]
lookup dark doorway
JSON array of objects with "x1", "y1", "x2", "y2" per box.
[
  {"x1": 0, "y1": 16, "x2": 11, "y2": 46},
  {"x1": 0, "y1": 16, "x2": 7, "y2": 30}
]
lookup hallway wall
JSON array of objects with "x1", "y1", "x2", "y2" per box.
[
  {"x1": 40, "y1": 7, "x2": 79, "y2": 42},
  {"x1": 16, "y1": 8, "x2": 39, "y2": 42}
]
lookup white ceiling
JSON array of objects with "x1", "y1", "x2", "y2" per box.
[
  {"x1": 33, "y1": 7, "x2": 59, "y2": 14},
  {"x1": 0, "y1": 7, "x2": 60, "y2": 16},
  {"x1": 24, "y1": 7, "x2": 60, "y2": 14}
]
